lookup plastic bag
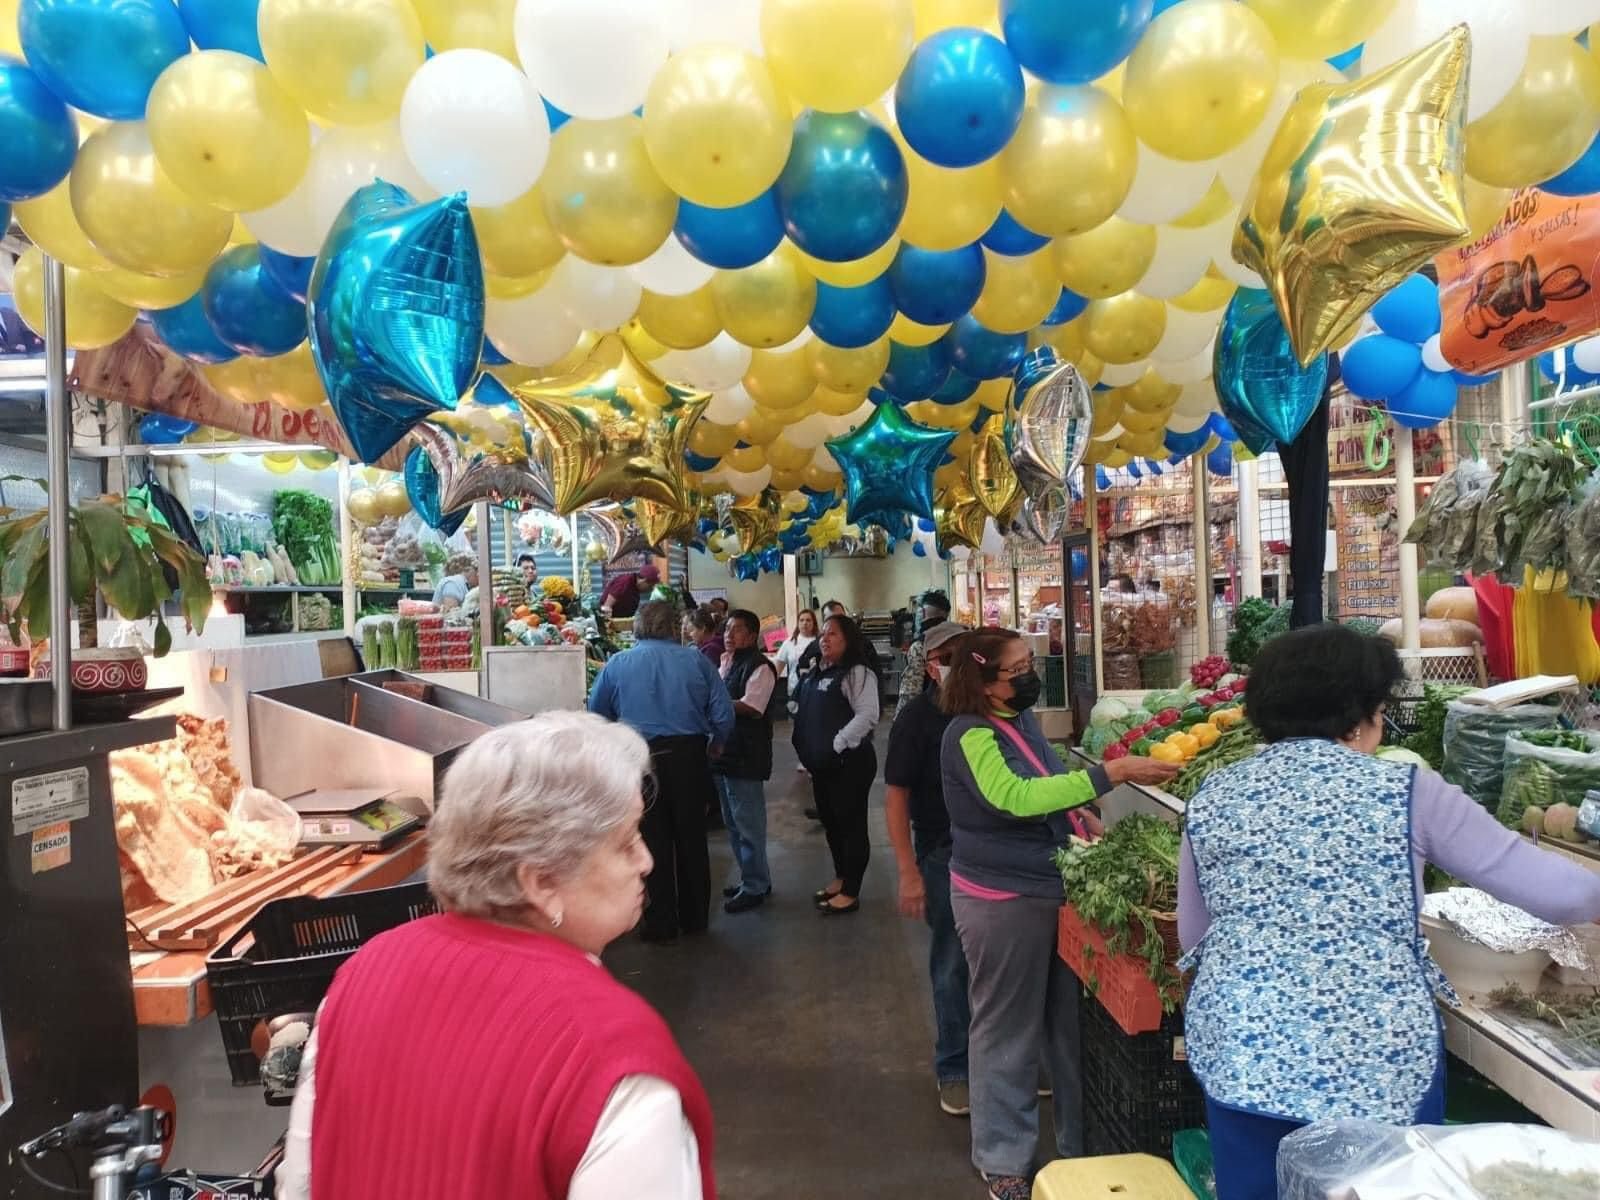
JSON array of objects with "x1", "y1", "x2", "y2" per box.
[
  {"x1": 1442, "y1": 701, "x2": 1559, "y2": 811},
  {"x1": 1496, "y1": 729, "x2": 1600, "y2": 828},
  {"x1": 232, "y1": 786, "x2": 302, "y2": 856},
  {"x1": 1278, "y1": 1120, "x2": 1600, "y2": 1200}
]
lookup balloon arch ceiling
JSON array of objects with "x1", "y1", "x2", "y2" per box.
[{"x1": 3, "y1": 0, "x2": 1599, "y2": 569}]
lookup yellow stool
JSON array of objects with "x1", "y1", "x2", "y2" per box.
[{"x1": 1032, "y1": 1154, "x2": 1193, "y2": 1199}]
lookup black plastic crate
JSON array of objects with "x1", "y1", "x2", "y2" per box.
[
  {"x1": 1081, "y1": 992, "x2": 1205, "y2": 1157},
  {"x1": 205, "y1": 882, "x2": 437, "y2": 1086}
]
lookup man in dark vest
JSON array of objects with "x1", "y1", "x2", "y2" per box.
[{"x1": 713, "y1": 608, "x2": 776, "y2": 914}]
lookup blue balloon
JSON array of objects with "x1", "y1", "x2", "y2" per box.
[
  {"x1": 1163, "y1": 425, "x2": 1210, "y2": 457},
  {"x1": 685, "y1": 450, "x2": 721, "y2": 472},
  {"x1": 674, "y1": 191, "x2": 785, "y2": 269},
  {"x1": 913, "y1": 541, "x2": 927, "y2": 557},
  {"x1": 1371, "y1": 274, "x2": 1440, "y2": 344},
  {"x1": 149, "y1": 292, "x2": 240, "y2": 365},
  {"x1": 1041, "y1": 288, "x2": 1088, "y2": 326},
  {"x1": 404, "y1": 445, "x2": 467, "y2": 536},
  {"x1": 917, "y1": 517, "x2": 937, "y2": 532},
  {"x1": 1145, "y1": 458, "x2": 1164, "y2": 476},
  {"x1": 881, "y1": 339, "x2": 952, "y2": 402},
  {"x1": 1542, "y1": 129, "x2": 1600, "y2": 196},
  {"x1": 1341, "y1": 334, "x2": 1423, "y2": 400},
  {"x1": 481, "y1": 339, "x2": 510, "y2": 366},
  {"x1": 1070, "y1": 547, "x2": 1088, "y2": 576},
  {"x1": 982, "y1": 209, "x2": 1051, "y2": 256},
  {"x1": 542, "y1": 98, "x2": 570, "y2": 132},
  {"x1": 1206, "y1": 441, "x2": 1234, "y2": 477},
  {"x1": 944, "y1": 314, "x2": 1026, "y2": 379},
  {"x1": 19, "y1": 0, "x2": 188, "y2": 120},
  {"x1": 888, "y1": 242, "x2": 987, "y2": 326},
  {"x1": 471, "y1": 373, "x2": 516, "y2": 408},
  {"x1": 202, "y1": 245, "x2": 307, "y2": 357},
  {"x1": 1327, "y1": 43, "x2": 1363, "y2": 71},
  {"x1": 0, "y1": 58, "x2": 76, "y2": 202},
  {"x1": 1000, "y1": 0, "x2": 1153, "y2": 84},
  {"x1": 776, "y1": 110, "x2": 907, "y2": 263},
  {"x1": 138, "y1": 412, "x2": 198, "y2": 444},
  {"x1": 1213, "y1": 288, "x2": 1329, "y2": 453},
  {"x1": 930, "y1": 369, "x2": 980, "y2": 404},
  {"x1": 1207, "y1": 413, "x2": 1238, "y2": 444},
  {"x1": 258, "y1": 245, "x2": 316, "y2": 305},
  {"x1": 309, "y1": 183, "x2": 485, "y2": 464},
  {"x1": 178, "y1": 0, "x2": 263, "y2": 60},
  {"x1": 810, "y1": 277, "x2": 897, "y2": 348},
  {"x1": 1388, "y1": 369, "x2": 1458, "y2": 430},
  {"x1": 895, "y1": 28, "x2": 1025, "y2": 168}
]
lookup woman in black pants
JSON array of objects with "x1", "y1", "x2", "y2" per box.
[{"x1": 792, "y1": 613, "x2": 880, "y2": 914}]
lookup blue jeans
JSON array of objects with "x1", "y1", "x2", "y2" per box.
[
  {"x1": 714, "y1": 773, "x2": 770, "y2": 896},
  {"x1": 916, "y1": 828, "x2": 970, "y2": 1084}
]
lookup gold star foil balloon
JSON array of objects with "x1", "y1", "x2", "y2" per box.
[
  {"x1": 633, "y1": 496, "x2": 700, "y2": 548},
  {"x1": 935, "y1": 483, "x2": 987, "y2": 554},
  {"x1": 806, "y1": 505, "x2": 848, "y2": 550},
  {"x1": 969, "y1": 430, "x2": 1022, "y2": 523},
  {"x1": 726, "y1": 489, "x2": 784, "y2": 553},
  {"x1": 411, "y1": 374, "x2": 556, "y2": 514},
  {"x1": 1232, "y1": 25, "x2": 1472, "y2": 365},
  {"x1": 514, "y1": 333, "x2": 711, "y2": 513}
]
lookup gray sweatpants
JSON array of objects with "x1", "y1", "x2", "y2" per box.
[{"x1": 953, "y1": 890, "x2": 1085, "y2": 1179}]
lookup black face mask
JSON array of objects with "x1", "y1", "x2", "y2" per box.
[{"x1": 1007, "y1": 670, "x2": 1042, "y2": 711}]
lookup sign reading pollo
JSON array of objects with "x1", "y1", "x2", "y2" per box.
[{"x1": 1436, "y1": 188, "x2": 1600, "y2": 375}]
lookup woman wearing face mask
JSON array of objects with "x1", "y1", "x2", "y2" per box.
[{"x1": 937, "y1": 628, "x2": 1179, "y2": 1200}]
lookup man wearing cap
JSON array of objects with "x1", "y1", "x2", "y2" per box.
[
  {"x1": 899, "y1": 590, "x2": 954, "y2": 704},
  {"x1": 598, "y1": 562, "x2": 660, "y2": 619},
  {"x1": 883, "y1": 619, "x2": 973, "y2": 1118}
]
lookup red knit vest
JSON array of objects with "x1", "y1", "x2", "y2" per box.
[{"x1": 310, "y1": 913, "x2": 716, "y2": 1199}]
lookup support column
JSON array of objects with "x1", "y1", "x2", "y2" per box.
[
  {"x1": 1191, "y1": 460, "x2": 1211, "y2": 664},
  {"x1": 1237, "y1": 457, "x2": 1262, "y2": 600},
  {"x1": 43, "y1": 256, "x2": 71, "y2": 730},
  {"x1": 338, "y1": 457, "x2": 356, "y2": 637},
  {"x1": 475, "y1": 501, "x2": 494, "y2": 693},
  {"x1": 783, "y1": 553, "x2": 798, "y2": 632},
  {"x1": 1395, "y1": 428, "x2": 1421, "y2": 652},
  {"x1": 1086, "y1": 464, "x2": 1104, "y2": 695}
]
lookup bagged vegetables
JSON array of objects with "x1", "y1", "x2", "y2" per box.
[
  {"x1": 1442, "y1": 701, "x2": 1560, "y2": 811},
  {"x1": 1497, "y1": 729, "x2": 1600, "y2": 831}
]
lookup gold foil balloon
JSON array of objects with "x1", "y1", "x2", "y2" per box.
[
  {"x1": 999, "y1": 85, "x2": 1137, "y2": 237},
  {"x1": 710, "y1": 245, "x2": 817, "y2": 349},
  {"x1": 10, "y1": 248, "x2": 137, "y2": 350},
  {"x1": 70, "y1": 121, "x2": 234, "y2": 277},
  {"x1": 1245, "y1": 0, "x2": 1395, "y2": 61},
  {"x1": 935, "y1": 483, "x2": 987, "y2": 553},
  {"x1": 146, "y1": 51, "x2": 312, "y2": 212},
  {"x1": 1123, "y1": 0, "x2": 1280, "y2": 162},
  {"x1": 14, "y1": 179, "x2": 113, "y2": 272},
  {"x1": 473, "y1": 184, "x2": 565, "y2": 279},
  {"x1": 643, "y1": 45, "x2": 792, "y2": 207},
  {"x1": 1052, "y1": 218, "x2": 1157, "y2": 300},
  {"x1": 637, "y1": 285, "x2": 722, "y2": 351},
  {"x1": 760, "y1": 0, "x2": 915, "y2": 113},
  {"x1": 969, "y1": 430, "x2": 1021, "y2": 521},
  {"x1": 634, "y1": 498, "x2": 699, "y2": 547},
  {"x1": 899, "y1": 147, "x2": 1005, "y2": 251},
  {"x1": 1232, "y1": 26, "x2": 1471, "y2": 365},
  {"x1": 257, "y1": 0, "x2": 425, "y2": 126},
  {"x1": 809, "y1": 338, "x2": 890, "y2": 393},
  {"x1": 541, "y1": 116, "x2": 680, "y2": 267},
  {"x1": 1466, "y1": 36, "x2": 1600, "y2": 190},
  {"x1": 726, "y1": 489, "x2": 783, "y2": 551},
  {"x1": 411, "y1": 0, "x2": 517, "y2": 60},
  {"x1": 970, "y1": 249, "x2": 1060, "y2": 335},
  {"x1": 515, "y1": 334, "x2": 710, "y2": 512},
  {"x1": 1082, "y1": 293, "x2": 1167, "y2": 364},
  {"x1": 744, "y1": 345, "x2": 817, "y2": 409}
]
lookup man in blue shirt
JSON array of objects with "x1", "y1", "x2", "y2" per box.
[{"x1": 589, "y1": 600, "x2": 735, "y2": 942}]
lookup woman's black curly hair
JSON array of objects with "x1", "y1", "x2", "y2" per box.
[{"x1": 1245, "y1": 624, "x2": 1404, "y2": 743}]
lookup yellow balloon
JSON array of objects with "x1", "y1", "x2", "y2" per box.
[
  {"x1": 808, "y1": 337, "x2": 890, "y2": 393},
  {"x1": 410, "y1": 0, "x2": 517, "y2": 60},
  {"x1": 1123, "y1": 0, "x2": 1279, "y2": 162},
  {"x1": 1244, "y1": 0, "x2": 1395, "y2": 62},
  {"x1": 900, "y1": 148, "x2": 1005, "y2": 251},
  {"x1": 1119, "y1": 427, "x2": 1167, "y2": 457},
  {"x1": 1078, "y1": 351, "x2": 1104, "y2": 388},
  {"x1": 227, "y1": 215, "x2": 256, "y2": 246},
  {"x1": 1052, "y1": 218, "x2": 1156, "y2": 299},
  {"x1": 485, "y1": 267, "x2": 557, "y2": 300},
  {"x1": 299, "y1": 450, "x2": 339, "y2": 470},
  {"x1": 691, "y1": 419, "x2": 741, "y2": 458},
  {"x1": 1467, "y1": 36, "x2": 1600, "y2": 190},
  {"x1": 636, "y1": 285, "x2": 722, "y2": 350},
  {"x1": 999, "y1": 86, "x2": 1136, "y2": 236},
  {"x1": 643, "y1": 46, "x2": 792, "y2": 208},
  {"x1": 933, "y1": 459, "x2": 966, "y2": 491},
  {"x1": 888, "y1": 312, "x2": 950, "y2": 345},
  {"x1": 1122, "y1": 369, "x2": 1181, "y2": 414},
  {"x1": 710, "y1": 244, "x2": 817, "y2": 348},
  {"x1": 1, "y1": 0, "x2": 18, "y2": 56},
  {"x1": 811, "y1": 386, "x2": 868, "y2": 417},
  {"x1": 795, "y1": 237, "x2": 900, "y2": 288},
  {"x1": 201, "y1": 358, "x2": 259, "y2": 406},
  {"x1": 376, "y1": 479, "x2": 412, "y2": 518},
  {"x1": 91, "y1": 264, "x2": 207, "y2": 310},
  {"x1": 257, "y1": 0, "x2": 424, "y2": 126},
  {"x1": 973, "y1": 377, "x2": 1010, "y2": 412},
  {"x1": 13, "y1": 179, "x2": 113, "y2": 271},
  {"x1": 737, "y1": 407, "x2": 787, "y2": 446},
  {"x1": 724, "y1": 443, "x2": 768, "y2": 472},
  {"x1": 1102, "y1": 448, "x2": 1132, "y2": 469},
  {"x1": 1170, "y1": 178, "x2": 1234, "y2": 229},
  {"x1": 912, "y1": 0, "x2": 989, "y2": 39},
  {"x1": 1118, "y1": 401, "x2": 1171, "y2": 435},
  {"x1": 765, "y1": 438, "x2": 813, "y2": 473},
  {"x1": 541, "y1": 116, "x2": 679, "y2": 266},
  {"x1": 1083, "y1": 293, "x2": 1166, "y2": 365},
  {"x1": 11, "y1": 249, "x2": 138, "y2": 350},
  {"x1": 70, "y1": 121, "x2": 233, "y2": 277},
  {"x1": 968, "y1": 248, "x2": 1059, "y2": 334},
  {"x1": 1090, "y1": 391, "x2": 1125, "y2": 437},
  {"x1": 1461, "y1": 176, "x2": 1511, "y2": 240},
  {"x1": 252, "y1": 343, "x2": 328, "y2": 412},
  {"x1": 1170, "y1": 273, "x2": 1236, "y2": 313},
  {"x1": 262, "y1": 452, "x2": 301, "y2": 475},
  {"x1": 769, "y1": 466, "x2": 807, "y2": 492},
  {"x1": 620, "y1": 318, "x2": 669, "y2": 361},
  {"x1": 473, "y1": 184, "x2": 565, "y2": 278},
  {"x1": 146, "y1": 51, "x2": 312, "y2": 212},
  {"x1": 803, "y1": 461, "x2": 843, "y2": 491},
  {"x1": 1034, "y1": 318, "x2": 1085, "y2": 361},
  {"x1": 745, "y1": 346, "x2": 817, "y2": 409},
  {"x1": 760, "y1": 0, "x2": 915, "y2": 113}
]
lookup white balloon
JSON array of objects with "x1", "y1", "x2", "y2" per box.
[
  {"x1": 783, "y1": 412, "x2": 836, "y2": 449},
  {"x1": 242, "y1": 168, "x2": 322, "y2": 256},
  {"x1": 486, "y1": 289, "x2": 582, "y2": 365},
  {"x1": 1098, "y1": 360, "x2": 1149, "y2": 387},
  {"x1": 1118, "y1": 143, "x2": 1218, "y2": 225},
  {"x1": 655, "y1": 331, "x2": 753, "y2": 390},
  {"x1": 721, "y1": 463, "x2": 773, "y2": 495},
  {"x1": 663, "y1": 0, "x2": 763, "y2": 53},
  {"x1": 309, "y1": 122, "x2": 436, "y2": 242},
  {"x1": 1420, "y1": 333, "x2": 1450, "y2": 374},
  {"x1": 1217, "y1": 59, "x2": 1342, "y2": 201},
  {"x1": 399, "y1": 50, "x2": 550, "y2": 208},
  {"x1": 629, "y1": 234, "x2": 716, "y2": 295},
  {"x1": 705, "y1": 384, "x2": 757, "y2": 424},
  {"x1": 829, "y1": 401, "x2": 875, "y2": 435},
  {"x1": 1159, "y1": 341, "x2": 1217, "y2": 384},
  {"x1": 980, "y1": 518, "x2": 1006, "y2": 557},
  {"x1": 1092, "y1": 422, "x2": 1125, "y2": 444},
  {"x1": 1573, "y1": 335, "x2": 1600, "y2": 375},
  {"x1": 515, "y1": 0, "x2": 670, "y2": 119},
  {"x1": 1174, "y1": 379, "x2": 1219, "y2": 420},
  {"x1": 1151, "y1": 306, "x2": 1224, "y2": 363},
  {"x1": 1526, "y1": 2, "x2": 1600, "y2": 35},
  {"x1": 545, "y1": 257, "x2": 641, "y2": 331},
  {"x1": 1210, "y1": 252, "x2": 1264, "y2": 290},
  {"x1": 1166, "y1": 406, "x2": 1212, "y2": 434},
  {"x1": 1362, "y1": 0, "x2": 1530, "y2": 122},
  {"x1": 1137, "y1": 219, "x2": 1228, "y2": 299},
  {"x1": 810, "y1": 445, "x2": 839, "y2": 473}
]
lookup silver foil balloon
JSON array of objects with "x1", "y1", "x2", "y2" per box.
[
  {"x1": 1007, "y1": 348, "x2": 1093, "y2": 500},
  {"x1": 583, "y1": 505, "x2": 624, "y2": 562},
  {"x1": 410, "y1": 376, "x2": 555, "y2": 514},
  {"x1": 1011, "y1": 487, "x2": 1070, "y2": 546}
]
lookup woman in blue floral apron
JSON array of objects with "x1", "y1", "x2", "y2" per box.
[{"x1": 1179, "y1": 625, "x2": 1600, "y2": 1200}]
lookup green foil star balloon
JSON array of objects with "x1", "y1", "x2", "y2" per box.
[{"x1": 825, "y1": 399, "x2": 956, "y2": 527}]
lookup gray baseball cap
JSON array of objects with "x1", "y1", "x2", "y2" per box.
[{"x1": 922, "y1": 621, "x2": 968, "y2": 654}]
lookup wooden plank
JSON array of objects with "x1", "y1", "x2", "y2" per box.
[
  {"x1": 128, "y1": 855, "x2": 320, "y2": 950},
  {"x1": 189, "y1": 848, "x2": 362, "y2": 946},
  {"x1": 151, "y1": 848, "x2": 353, "y2": 940}
]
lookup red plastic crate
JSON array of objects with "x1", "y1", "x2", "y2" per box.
[{"x1": 1057, "y1": 903, "x2": 1164, "y2": 1036}]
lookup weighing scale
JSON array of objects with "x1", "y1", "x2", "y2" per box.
[{"x1": 286, "y1": 787, "x2": 424, "y2": 850}]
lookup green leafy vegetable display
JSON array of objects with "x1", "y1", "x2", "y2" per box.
[
  {"x1": 1400, "y1": 683, "x2": 1472, "y2": 771},
  {"x1": 1225, "y1": 597, "x2": 1289, "y2": 668},
  {"x1": 271, "y1": 489, "x2": 340, "y2": 585}
]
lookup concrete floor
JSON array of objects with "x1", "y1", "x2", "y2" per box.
[{"x1": 139, "y1": 723, "x2": 1040, "y2": 1196}]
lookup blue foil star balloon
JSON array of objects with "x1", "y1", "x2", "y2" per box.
[
  {"x1": 309, "y1": 181, "x2": 485, "y2": 465},
  {"x1": 1212, "y1": 287, "x2": 1329, "y2": 455},
  {"x1": 826, "y1": 400, "x2": 956, "y2": 527},
  {"x1": 404, "y1": 444, "x2": 468, "y2": 537}
]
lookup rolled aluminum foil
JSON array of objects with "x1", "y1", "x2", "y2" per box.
[{"x1": 1421, "y1": 887, "x2": 1589, "y2": 970}]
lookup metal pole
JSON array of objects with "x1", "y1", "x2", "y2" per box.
[
  {"x1": 569, "y1": 514, "x2": 580, "y2": 584},
  {"x1": 1191, "y1": 460, "x2": 1211, "y2": 666},
  {"x1": 43, "y1": 256, "x2": 72, "y2": 731},
  {"x1": 1395, "y1": 428, "x2": 1421, "y2": 652},
  {"x1": 1237, "y1": 457, "x2": 1263, "y2": 600},
  {"x1": 337, "y1": 457, "x2": 355, "y2": 637},
  {"x1": 1086, "y1": 464, "x2": 1104, "y2": 695},
  {"x1": 782, "y1": 553, "x2": 798, "y2": 633},
  {"x1": 475, "y1": 501, "x2": 493, "y2": 695}
]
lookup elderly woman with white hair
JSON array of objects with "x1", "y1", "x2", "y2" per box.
[{"x1": 276, "y1": 711, "x2": 717, "y2": 1200}]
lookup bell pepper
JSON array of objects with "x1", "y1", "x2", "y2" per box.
[
  {"x1": 1191, "y1": 722, "x2": 1221, "y2": 749},
  {"x1": 1210, "y1": 707, "x2": 1244, "y2": 729},
  {"x1": 1149, "y1": 742, "x2": 1185, "y2": 764},
  {"x1": 1102, "y1": 743, "x2": 1129, "y2": 761},
  {"x1": 1154, "y1": 708, "x2": 1182, "y2": 727},
  {"x1": 1132, "y1": 738, "x2": 1154, "y2": 756},
  {"x1": 1181, "y1": 705, "x2": 1206, "y2": 727}
]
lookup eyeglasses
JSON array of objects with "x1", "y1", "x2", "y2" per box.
[{"x1": 998, "y1": 656, "x2": 1036, "y2": 679}]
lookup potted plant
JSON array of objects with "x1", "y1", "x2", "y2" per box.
[{"x1": 0, "y1": 484, "x2": 212, "y2": 671}]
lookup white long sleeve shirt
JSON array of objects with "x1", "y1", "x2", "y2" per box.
[{"x1": 832, "y1": 663, "x2": 880, "y2": 754}]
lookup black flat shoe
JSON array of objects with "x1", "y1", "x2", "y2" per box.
[
  {"x1": 818, "y1": 898, "x2": 860, "y2": 916},
  {"x1": 813, "y1": 886, "x2": 842, "y2": 904},
  {"x1": 723, "y1": 890, "x2": 768, "y2": 914},
  {"x1": 723, "y1": 885, "x2": 741, "y2": 898}
]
